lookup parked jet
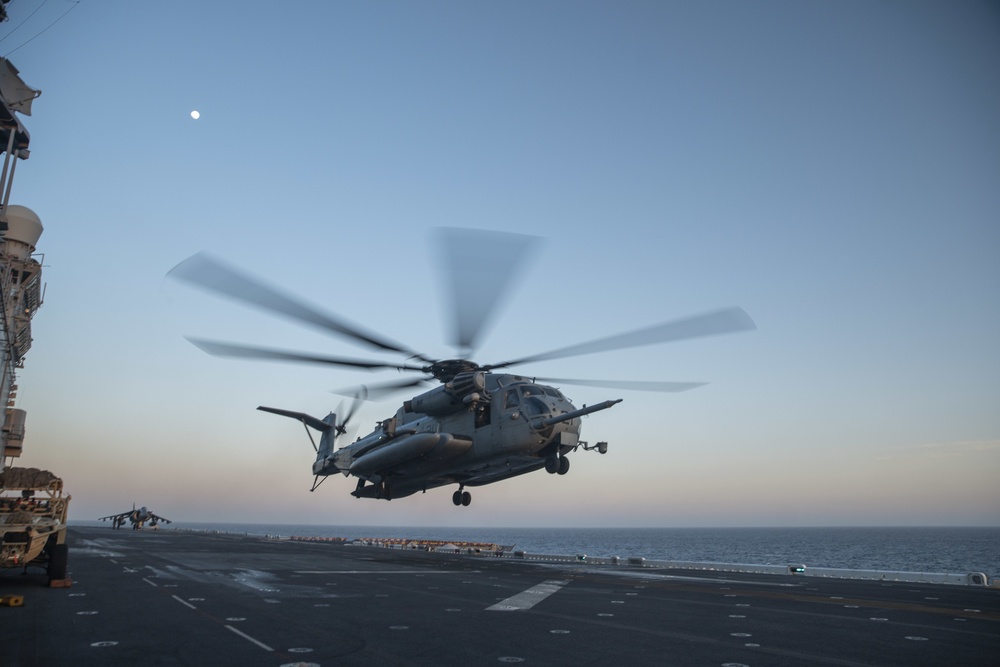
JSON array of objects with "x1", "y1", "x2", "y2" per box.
[{"x1": 98, "y1": 504, "x2": 172, "y2": 530}]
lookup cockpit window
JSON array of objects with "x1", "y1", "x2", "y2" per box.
[
  {"x1": 522, "y1": 396, "x2": 549, "y2": 417},
  {"x1": 542, "y1": 387, "x2": 563, "y2": 399}
]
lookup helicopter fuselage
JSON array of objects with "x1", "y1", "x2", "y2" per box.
[{"x1": 308, "y1": 372, "x2": 617, "y2": 502}]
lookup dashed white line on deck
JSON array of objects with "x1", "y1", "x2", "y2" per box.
[
  {"x1": 171, "y1": 595, "x2": 196, "y2": 610},
  {"x1": 487, "y1": 580, "x2": 569, "y2": 611},
  {"x1": 225, "y1": 625, "x2": 274, "y2": 652}
]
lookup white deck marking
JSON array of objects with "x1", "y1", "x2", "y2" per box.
[
  {"x1": 171, "y1": 595, "x2": 196, "y2": 610},
  {"x1": 141, "y1": 578, "x2": 158, "y2": 587},
  {"x1": 487, "y1": 580, "x2": 568, "y2": 611},
  {"x1": 225, "y1": 625, "x2": 274, "y2": 652}
]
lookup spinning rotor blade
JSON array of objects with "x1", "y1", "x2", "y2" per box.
[
  {"x1": 334, "y1": 387, "x2": 368, "y2": 437},
  {"x1": 331, "y1": 377, "x2": 434, "y2": 400},
  {"x1": 186, "y1": 338, "x2": 426, "y2": 372},
  {"x1": 342, "y1": 386, "x2": 367, "y2": 426},
  {"x1": 533, "y1": 378, "x2": 708, "y2": 393},
  {"x1": 434, "y1": 228, "x2": 540, "y2": 355},
  {"x1": 491, "y1": 307, "x2": 756, "y2": 369},
  {"x1": 169, "y1": 253, "x2": 426, "y2": 360}
]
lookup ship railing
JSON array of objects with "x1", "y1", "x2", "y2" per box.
[
  {"x1": 253, "y1": 535, "x2": 995, "y2": 588},
  {"x1": 500, "y1": 551, "x2": 993, "y2": 587}
]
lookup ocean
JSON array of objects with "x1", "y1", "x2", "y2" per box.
[{"x1": 72, "y1": 522, "x2": 1000, "y2": 576}]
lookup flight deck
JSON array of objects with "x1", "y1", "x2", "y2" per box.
[{"x1": 1, "y1": 526, "x2": 998, "y2": 666}]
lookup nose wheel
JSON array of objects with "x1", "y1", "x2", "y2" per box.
[
  {"x1": 452, "y1": 488, "x2": 472, "y2": 506},
  {"x1": 545, "y1": 455, "x2": 570, "y2": 475}
]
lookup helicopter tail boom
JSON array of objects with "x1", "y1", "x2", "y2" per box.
[
  {"x1": 257, "y1": 406, "x2": 332, "y2": 432},
  {"x1": 258, "y1": 406, "x2": 345, "y2": 476}
]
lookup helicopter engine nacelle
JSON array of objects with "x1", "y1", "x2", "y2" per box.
[{"x1": 404, "y1": 371, "x2": 486, "y2": 416}]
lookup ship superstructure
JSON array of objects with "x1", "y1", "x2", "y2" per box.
[
  {"x1": 0, "y1": 30, "x2": 69, "y2": 585},
  {"x1": 0, "y1": 55, "x2": 42, "y2": 467}
]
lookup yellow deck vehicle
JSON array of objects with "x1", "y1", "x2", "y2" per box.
[{"x1": 0, "y1": 467, "x2": 70, "y2": 584}]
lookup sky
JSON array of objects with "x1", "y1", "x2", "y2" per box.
[{"x1": 2, "y1": 1, "x2": 997, "y2": 528}]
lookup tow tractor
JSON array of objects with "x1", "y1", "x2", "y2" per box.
[{"x1": 0, "y1": 467, "x2": 70, "y2": 586}]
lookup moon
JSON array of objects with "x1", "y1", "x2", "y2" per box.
[{"x1": 190, "y1": 110, "x2": 200, "y2": 120}]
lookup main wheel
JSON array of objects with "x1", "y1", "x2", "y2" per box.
[
  {"x1": 558, "y1": 456, "x2": 570, "y2": 475},
  {"x1": 452, "y1": 490, "x2": 462, "y2": 506},
  {"x1": 461, "y1": 491, "x2": 472, "y2": 506},
  {"x1": 545, "y1": 456, "x2": 559, "y2": 474}
]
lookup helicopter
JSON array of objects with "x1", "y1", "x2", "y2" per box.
[{"x1": 168, "y1": 229, "x2": 755, "y2": 506}]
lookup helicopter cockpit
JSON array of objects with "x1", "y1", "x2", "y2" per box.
[{"x1": 500, "y1": 381, "x2": 574, "y2": 422}]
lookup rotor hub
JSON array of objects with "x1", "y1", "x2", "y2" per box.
[{"x1": 427, "y1": 359, "x2": 481, "y2": 383}]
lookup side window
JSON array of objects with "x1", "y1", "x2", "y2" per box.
[
  {"x1": 504, "y1": 389, "x2": 520, "y2": 409},
  {"x1": 475, "y1": 401, "x2": 491, "y2": 428}
]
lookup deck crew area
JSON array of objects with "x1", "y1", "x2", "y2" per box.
[{"x1": 1, "y1": 526, "x2": 998, "y2": 666}]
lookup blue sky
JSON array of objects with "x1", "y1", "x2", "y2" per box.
[{"x1": 4, "y1": 1, "x2": 998, "y2": 527}]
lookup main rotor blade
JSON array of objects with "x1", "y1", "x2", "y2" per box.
[
  {"x1": 186, "y1": 338, "x2": 426, "y2": 372},
  {"x1": 331, "y1": 377, "x2": 434, "y2": 400},
  {"x1": 491, "y1": 306, "x2": 757, "y2": 368},
  {"x1": 533, "y1": 377, "x2": 708, "y2": 393},
  {"x1": 169, "y1": 253, "x2": 425, "y2": 359},
  {"x1": 434, "y1": 228, "x2": 540, "y2": 355}
]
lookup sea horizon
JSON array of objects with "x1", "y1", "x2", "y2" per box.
[
  {"x1": 70, "y1": 521, "x2": 1000, "y2": 576},
  {"x1": 70, "y1": 519, "x2": 1000, "y2": 530}
]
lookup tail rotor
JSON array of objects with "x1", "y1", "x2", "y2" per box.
[{"x1": 333, "y1": 386, "x2": 367, "y2": 444}]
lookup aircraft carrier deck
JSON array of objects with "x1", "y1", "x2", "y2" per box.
[{"x1": 1, "y1": 526, "x2": 997, "y2": 666}]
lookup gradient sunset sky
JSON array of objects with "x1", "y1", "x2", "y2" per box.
[{"x1": 4, "y1": 1, "x2": 998, "y2": 527}]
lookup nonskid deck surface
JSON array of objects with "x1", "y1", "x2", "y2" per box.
[{"x1": 1, "y1": 527, "x2": 997, "y2": 666}]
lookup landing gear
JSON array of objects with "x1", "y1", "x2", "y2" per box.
[
  {"x1": 545, "y1": 455, "x2": 570, "y2": 475},
  {"x1": 452, "y1": 488, "x2": 472, "y2": 506},
  {"x1": 352, "y1": 478, "x2": 392, "y2": 500},
  {"x1": 558, "y1": 456, "x2": 570, "y2": 475}
]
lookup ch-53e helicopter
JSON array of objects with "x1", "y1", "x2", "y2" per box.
[{"x1": 168, "y1": 229, "x2": 755, "y2": 506}]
